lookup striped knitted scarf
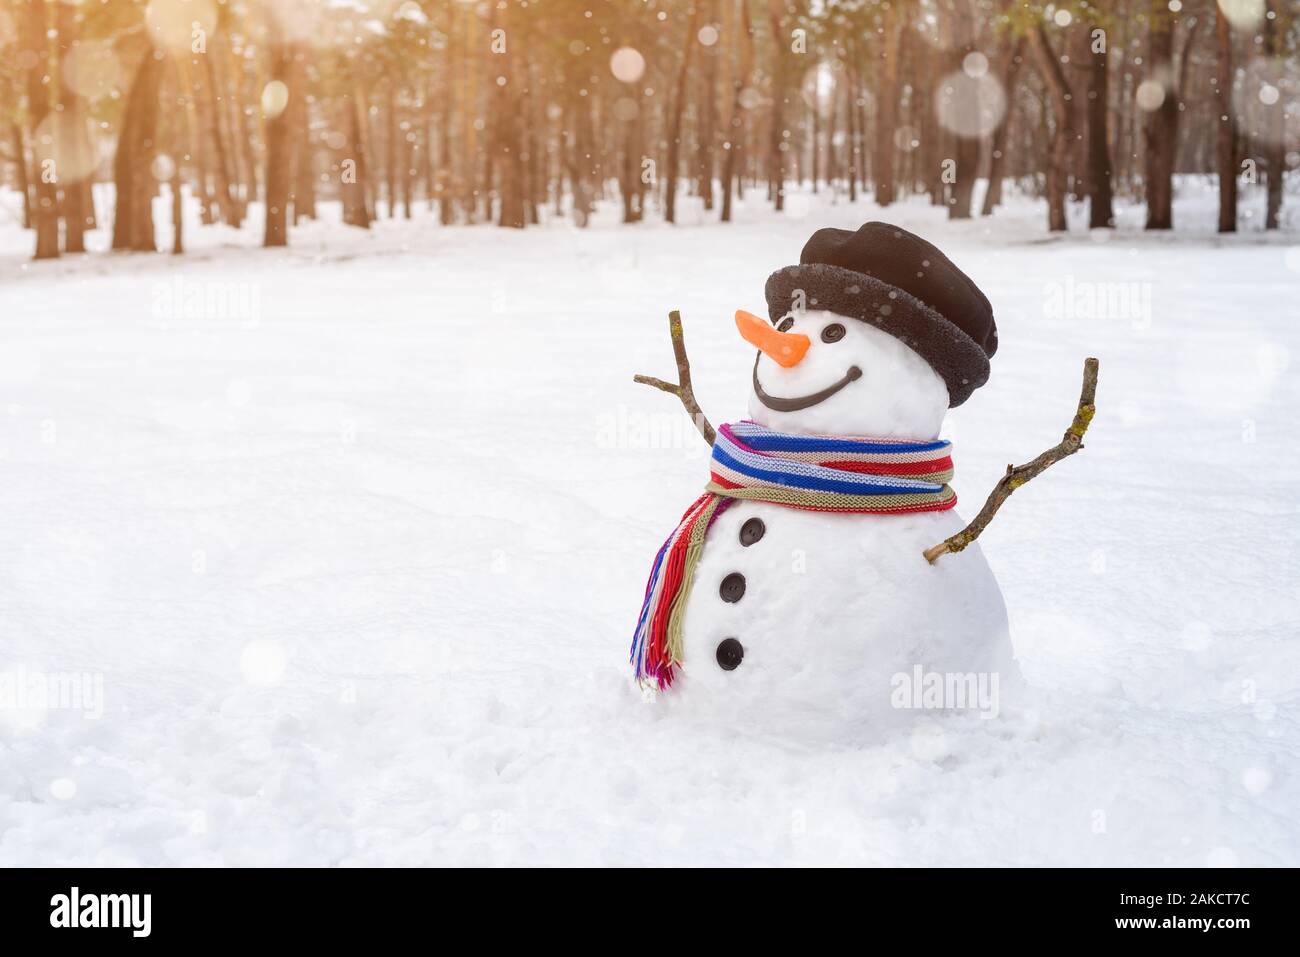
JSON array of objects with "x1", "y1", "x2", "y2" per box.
[{"x1": 630, "y1": 421, "x2": 956, "y2": 688}]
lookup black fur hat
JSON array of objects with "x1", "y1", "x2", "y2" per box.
[{"x1": 765, "y1": 222, "x2": 997, "y2": 406}]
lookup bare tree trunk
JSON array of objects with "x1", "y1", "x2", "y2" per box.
[
  {"x1": 113, "y1": 48, "x2": 163, "y2": 251},
  {"x1": 170, "y1": 65, "x2": 184, "y2": 256},
  {"x1": 509, "y1": 11, "x2": 538, "y2": 227},
  {"x1": 478, "y1": 74, "x2": 494, "y2": 223},
  {"x1": 846, "y1": 47, "x2": 860, "y2": 203},
  {"x1": 385, "y1": 80, "x2": 399, "y2": 218},
  {"x1": 420, "y1": 81, "x2": 434, "y2": 212},
  {"x1": 403, "y1": 133, "x2": 413, "y2": 220},
  {"x1": 286, "y1": 50, "x2": 310, "y2": 226},
  {"x1": 360, "y1": 87, "x2": 379, "y2": 222},
  {"x1": 1087, "y1": 20, "x2": 1115, "y2": 227},
  {"x1": 20, "y1": 0, "x2": 59, "y2": 259},
  {"x1": 494, "y1": 2, "x2": 526, "y2": 228},
  {"x1": 263, "y1": 13, "x2": 298, "y2": 247},
  {"x1": 81, "y1": 178, "x2": 96, "y2": 230},
  {"x1": 432, "y1": 88, "x2": 449, "y2": 218},
  {"x1": 897, "y1": 41, "x2": 914, "y2": 193},
  {"x1": 766, "y1": 0, "x2": 788, "y2": 211},
  {"x1": 460, "y1": 6, "x2": 480, "y2": 222},
  {"x1": 940, "y1": 5, "x2": 978, "y2": 219},
  {"x1": 1143, "y1": 1, "x2": 1178, "y2": 230},
  {"x1": 1111, "y1": 3, "x2": 1132, "y2": 195},
  {"x1": 620, "y1": 102, "x2": 641, "y2": 223},
  {"x1": 1214, "y1": 6, "x2": 1237, "y2": 233},
  {"x1": 174, "y1": 57, "x2": 211, "y2": 226},
  {"x1": 152, "y1": 56, "x2": 184, "y2": 254},
  {"x1": 825, "y1": 76, "x2": 838, "y2": 188},
  {"x1": 720, "y1": 0, "x2": 754, "y2": 223},
  {"x1": 945, "y1": 29, "x2": 978, "y2": 220},
  {"x1": 225, "y1": 36, "x2": 258, "y2": 217},
  {"x1": 578, "y1": 62, "x2": 604, "y2": 220},
  {"x1": 188, "y1": 62, "x2": 216, "y2": 226},
  {"x1": 292, "y1": 53, "x2": 316, "y2": 224},
  {"x1": 342, "y1": 89, "x2": 373, "y2": 229},
  {"x1": 55, "y1": 0, "x2": 86, "y2": 252},
  {"x1": 437, "y1": 82, "x2": 454, "y2": 224},
  {"x1": 982, "y1": 37, "x2": 1024, "y2": 215},
  {"x1": 551, "y1": 98, "x2": 565, "y2": 216},
  {"x1": 810, "y1": 101, "x2": 819, "y2": 194},
  {"x1": 439, "y1": 7, "x2": 457, "y2": 225},
  {"x1": 1030, "y1": 24, "x2": 1073, "y2": 232},
  {"x1": 859, "y1": 83, "x2": 870, "y2": 196},
  {"x1": 874, "y1": 2, "x2": 903, "y2": 206},
  {"x1": 666, "y1": 3, "x2": 703, "y2": 223},
  {"x1": 1065, "y1": 25, "x2": 1091, "y2": 201},
  {"x1": 202, "y1": 48, "x2": 241, "y2": 227},
  {"x1": 919, "y1": 38, "x2": 944, "y2": 205},
  {"x1": 948, "y1": 136, "x2": 978, "y2": 219},
  {"x1": 523, "y1": 51, "x2": 541, "y2": 225},
  {"x1": 10, "y1": 119, "x2": 32, "y2": 230},
  {"x1": 1263, "y1": 0, "x2": 1283, "y2": 229},
  {"x1": 568, "y1": 97, "x2": 596, "y2": 227},
  {"x1": 697, "y1": 0, "x2": 720, "y2": 211},
  {"x1": 294, "y1": 133, "x2": 316, "y2": 222}
]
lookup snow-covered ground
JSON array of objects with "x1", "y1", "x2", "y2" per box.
[{"x1": 1, "y1": 180, "x2": 1298, "y2": 866}]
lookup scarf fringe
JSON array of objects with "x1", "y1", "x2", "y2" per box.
[{"x1": 630, "y1": 493, "x2": 730, "y2": 688}]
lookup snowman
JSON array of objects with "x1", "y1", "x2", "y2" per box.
[{"x1": 631, "y1": 222, "x2": 1020, "y2": 737}]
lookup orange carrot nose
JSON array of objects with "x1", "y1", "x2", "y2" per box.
[{"x1": 735, "y1": 309, "x2": 810, "y2": 368}]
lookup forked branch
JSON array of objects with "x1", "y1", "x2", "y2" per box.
[
  {"x1": 924, "y1": 358, "x2": 1100, "y2": 564},
  {"x1": 633, "y1": 309, "x2": 716, "y2": 446}
]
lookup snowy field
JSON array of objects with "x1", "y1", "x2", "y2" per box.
[{"x1": 1, "y1": 180, "x2": 1298, "y2": 866}]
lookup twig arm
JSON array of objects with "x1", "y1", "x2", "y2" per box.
[
  {"x1": 924, "y1": 358, "x2": 1099, "y2": 564},
  {"x1": 633, "y1": 310, "x2": 716, "y2": 446},
  {"x1": 632, "y1": 375, "x2": 679, "y2": 394}
]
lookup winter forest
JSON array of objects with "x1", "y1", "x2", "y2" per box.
[{"x1": 1, "y1": 0, "x2": 1296, "y2": 258}]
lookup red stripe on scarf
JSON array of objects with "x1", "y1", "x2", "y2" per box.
[{"x1": 821, "y1": 455, "x2": 953, "y2": 476}]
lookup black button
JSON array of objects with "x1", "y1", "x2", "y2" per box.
[
  {"x1": 719, "y1": 572, "x2": 746, "y2": 603},
  {"x1": 716, "y1": 638, "x2": 744, "y2": 671},
  {"x1": 739, "y1": 517, "x2": 765, "y2": 547}
]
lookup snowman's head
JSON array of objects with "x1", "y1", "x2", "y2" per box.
[
  {"x1": 748, "y1": 222, "x2": 999, "y2": 438},
  {"x1": 737, "y1": 308, "x2": 949, "y2": 439}
]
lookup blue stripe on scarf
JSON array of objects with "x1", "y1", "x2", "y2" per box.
[
  {"x1": 729, "y1": 424, "x2": 950, "y2": 456},
  {"x1": 712, "y1": 444, "x2": 940, "y2": 497}
]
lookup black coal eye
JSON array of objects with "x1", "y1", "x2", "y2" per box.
[
  {"x1": 776, "y1": 316, "x2": 795, "y2": 332},
  {"x1": 715, "y1": 638, "x2": 744, "y2": 671},
  {"x1": 821, "y1": 323, "x2": 846, "y2": 343}
]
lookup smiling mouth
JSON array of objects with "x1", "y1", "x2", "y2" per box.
[{"x1": 751, "y1": 356, "x2": 863, "y2": 412}]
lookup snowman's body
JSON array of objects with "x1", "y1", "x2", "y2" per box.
[
  {"x1": 677, "y1": 498, "x2": 1013, "y2": 736},
  {"x1": 662, "y1": 308, "x2": 1017, "y2": 735}
]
